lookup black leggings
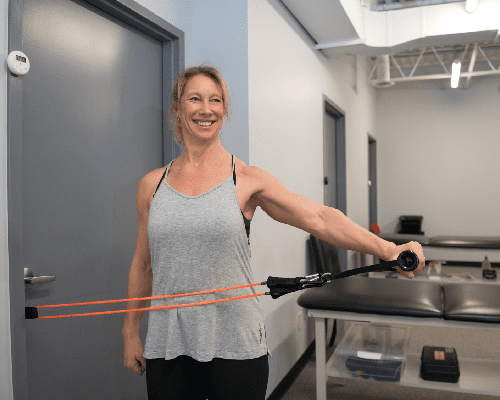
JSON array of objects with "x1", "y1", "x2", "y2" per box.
[{"x1": 145, "y1": 354, "x2": 269, "y2": 400}]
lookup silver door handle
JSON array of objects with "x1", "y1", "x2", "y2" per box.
[
  {"x1": 24, "y1": 268, "x2": 56, "y2": 284},
  {"x1": 25, "y1": 276, "x2": 56, "y2": 284}
]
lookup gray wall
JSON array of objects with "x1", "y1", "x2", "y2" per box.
[{"x1": 142, "y1": 0, "x2": 250, "y2": 163}]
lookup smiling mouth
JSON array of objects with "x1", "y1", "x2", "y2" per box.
[{"x1": 194, "y1": 120, "x2": 215, "y2": 127}]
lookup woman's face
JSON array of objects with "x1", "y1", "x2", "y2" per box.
[{"x1": 176, "y1": 74, "x2": 225, "y2": 144}]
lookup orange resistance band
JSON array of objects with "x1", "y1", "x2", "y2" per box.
[{"x1": 33, "y1": 282, "x2": 265, "y2": 320}]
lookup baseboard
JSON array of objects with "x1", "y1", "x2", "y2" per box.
[{"x1": 267, "y1": 340, "x2": 316, "y2": 400}]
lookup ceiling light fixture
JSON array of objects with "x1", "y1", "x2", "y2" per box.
[
  {"x1": 466, "y1": 0, "x2": 478, "y2": 12},
  {"x1": 451, "y1": 60, "x2": 461, "y2": 88}
]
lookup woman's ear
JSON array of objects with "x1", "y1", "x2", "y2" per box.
[{"x1": 173, "y1": 106, "x2": 180, "y2": 120}]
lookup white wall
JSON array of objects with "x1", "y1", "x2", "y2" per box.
[
  {"x1": 248, "y1": 0, "x2": 379, "y2": 393},
  {"x1": 373, "y1": 70, "x2": 500, "y2": 366},
  {"x1": 376, "y1": 77, "x2": 500, "y2": 237}
]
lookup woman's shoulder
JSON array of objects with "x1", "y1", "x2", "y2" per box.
[
  {"x1": 235, "y1": 158, "x2": 265, "y2": 189},
  {"x1": 235, "y1": 159, "x2": 262, "y2": 180},
  {"x1": 139, "y1": 165, "x2": 169, "y2": 199},
  {"x1": 149, "y1": 164, "x2": 169, "y2": 184},
  {"x1": 233, "y1": 158, "x2": 267, "y2": 199},
  {"x1": 235, "y1": 156, "x2": 259, "y2": 177}
]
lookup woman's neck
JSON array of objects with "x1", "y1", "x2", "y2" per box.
[{"x1": 177, "y1": 142, "x2": 229, "y2": 170}]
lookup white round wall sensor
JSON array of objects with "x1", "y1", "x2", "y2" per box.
[{"x1": 7, "y1": 51, "x2": 30, "y2": 76}]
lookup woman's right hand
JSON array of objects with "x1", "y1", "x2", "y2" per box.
[{"x1": 123, "y1": 336, "x2": 146, "y2": 375}]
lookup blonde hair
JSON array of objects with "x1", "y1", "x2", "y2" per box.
[{"x1": 168, "y1": 64, "x2": 232, "y2": 146}]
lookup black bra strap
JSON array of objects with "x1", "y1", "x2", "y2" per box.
[
  {"x1": 232, "y1": 155, "x2": 236, "y2": 186},
  {"x1": 153, "y1": 163, "x2": 169, "y2": 198}
]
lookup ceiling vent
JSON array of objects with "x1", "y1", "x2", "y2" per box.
[{"x1": 374, "y1": 55, "x2": 395, "y2": 88}]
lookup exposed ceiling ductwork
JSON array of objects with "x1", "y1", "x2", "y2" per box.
[{"x1": 374, "y1": 55, "x2": 395, "y2": 88}]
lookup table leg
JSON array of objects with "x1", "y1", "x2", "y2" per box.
[{"x1": 315, "y1": 317, "x2": 327, "y2": 400}]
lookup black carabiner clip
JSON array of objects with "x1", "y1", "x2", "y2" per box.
[{"x1": 299, "y1": 273, "x2": 332, "y2": 288}]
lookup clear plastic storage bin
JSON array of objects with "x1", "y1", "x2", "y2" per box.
[{"x1": 334, "y1": 322, "x2": 410, "y2": 382}]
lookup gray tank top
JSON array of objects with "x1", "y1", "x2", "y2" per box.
[{"x1": 143, "y1": 155, "x2": 271, "y2": 361}]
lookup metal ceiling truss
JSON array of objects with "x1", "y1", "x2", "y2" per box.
[{"x1": 367, "y1": 41, "x2": 500, "y2": 88}]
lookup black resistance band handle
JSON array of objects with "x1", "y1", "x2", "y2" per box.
[
  {"x1": 266, "y1": 250, "x2": 419, "y2": 299},
  {"x1": 397, "y1": 250, "x2": 420, "y2": 272},
  {"x1": 328, "y1": 250, "x2": 419, "y2": 280}
]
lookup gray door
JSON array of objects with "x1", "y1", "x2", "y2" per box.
[
  {"x1": 8, "y1": 0, "x2": 183, "y2": 398},
  {"x1": 323, "y1": 100, "x2": 347, "y2": 271},
  {"x1": 323, "y1": 110, "x2": 337, "y2": 210},
  {"x1": 369, "y1": 136, "x2": 378, "y2": 231}
]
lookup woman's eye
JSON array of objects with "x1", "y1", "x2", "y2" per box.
[{"x1": 188, "y1": 97, "x2": 220, "y2": 102}]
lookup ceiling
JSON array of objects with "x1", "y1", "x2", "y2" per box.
[
  {"x1": 367, "y1": 0, "x2": 464, "y2": 12},
  {"x1": 279, "y1": 0, "x2": 500, "y2": 88}
]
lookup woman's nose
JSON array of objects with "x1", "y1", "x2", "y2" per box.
[{"x1": 199, "y1": 100, "x2": 212, "y2": 114}]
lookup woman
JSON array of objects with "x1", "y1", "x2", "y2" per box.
[{"x1": 122, "y1": 64, "x2": 425, "y2": 399}]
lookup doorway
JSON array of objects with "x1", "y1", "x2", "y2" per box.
[
  {"x1": 368, "y1": 135, "x2": 378, "y2": 233},
  {"x1": 323, "y1": 95, "x2": 347, "y2": 271},
  {"x1": 8, "y1": 0, "x2": 184, "y2": 398}
]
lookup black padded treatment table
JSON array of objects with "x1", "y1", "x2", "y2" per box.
[
  {"x1": 297, "y1": 276, "x2": 500, "y2": 399},
  {"x1": 376, "y1": 234, "x2": 500, "y2": 264},
  {"x1": 377, "y1": 234, "x2": 500, "y2": 249}
]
